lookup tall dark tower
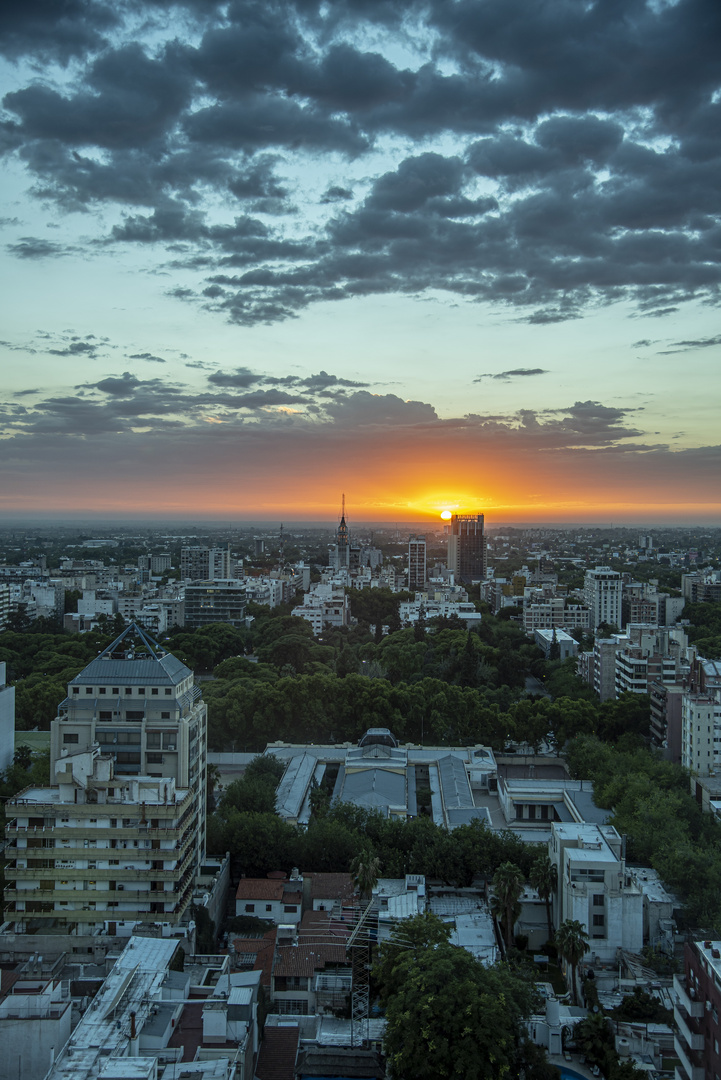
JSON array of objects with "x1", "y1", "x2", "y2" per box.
[
  {"x1": 334, "y1": 493, "x2": 350, "y2": 569},
  {"x1": 448, "y1": 513, "x2": 487, "y2": 583}
]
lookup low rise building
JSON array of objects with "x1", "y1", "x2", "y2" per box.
[
  {"x1": 0, "y1": 974, "x2": 71, "y2": 1080},
  {"x1": 549, "y1": 822, "x2": 643, "y2": 963}
]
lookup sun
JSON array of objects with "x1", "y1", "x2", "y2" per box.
[{"x1": 440, "y1": 510, "x2": 452, "y2": 520}]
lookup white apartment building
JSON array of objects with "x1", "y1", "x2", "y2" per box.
[
  {"x1": 523, "y1": 598, "x2": 591, "y2": 633},
  {"x1": 681, "y1": 692, "x2": 721, "y2": 777},
  {"x1": 0, "y1": 974, "x2": 71, "y2": 1080},
  {"x1": 4, "y1": 748, "x2": 196, "y2": 935},
  {"x1": 0, "y1": 582, "x2": 10, "y2": 630},
  {"x1": 583, "y1": 566, "x2": 623, "y2": 630},
  {"x1": 291, "y1": 584, "x2": 349, "y2": 635},
  {"x1": 49, "y1": 623, "x2": 207, "y2": 869},
  {"x1": 549, "y1": 822, "x2": 643, "y2": 963},
  {"x1": 399, "y1": 599, "x2": 482, "y2": 626},
  {"x1": 0, "y1": 660, "x2": 14, "y2": 773}
]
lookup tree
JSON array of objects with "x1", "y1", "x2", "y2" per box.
[
  {"x1": 350, "y1": 850, "x2": 381, "y2": 902},
  {"x1": 529, "y1": 854, "x2": 557, "y2": 942},
  {"x1": 572, "y1": 1011, "x2": 615, "y2": 1075},
  {"x1": 381, "y1": 934, "x2": 536, "y2": 1080},
  {"x1": 491, "y1": 861, "x2": 525, "y2": 950},
  {"x1": 555, "y1": 919, "x2": 589, "y2": 1005}
]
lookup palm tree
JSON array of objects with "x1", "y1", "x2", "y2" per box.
[
  {"x1": 350, "y1": 851, "x2": 381, "y2": 904},
  {"x1": 529, "y1": 854, "x2": 557, "y2": 942},
  {"x1": 555, "y1": 919, "x2": 590, "y2": 1005},
  {"x1": 491, "y1": 861, "x2": 526, "y2": 950}
]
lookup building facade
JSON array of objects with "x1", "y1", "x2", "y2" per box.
[
  {"x1": 48, "y1": 623, "x2": 207, "y2": 868},
  {"x1": 4, "y1": 748, "x2": 196, "y2": 935},
  {"x1": 447, "y1": 514, "x2": 487, "y2": 584},
  {"x1": 407, "y1": 535, "x2": 427, "y2": 592},
  {"x1": 583, "y1": 566, "x2": 623, "y2": 630},
  {"x1": 184, "y1": 579, "x2": 247, "y2": 630}
]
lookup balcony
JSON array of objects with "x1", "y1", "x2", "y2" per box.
[
  {"x1": 674, "y1": 1034, "x2": 704, "y2": 1080},
  {"x1": 674, "y1": 1005, "x2": 705, "y2": 1051},
  {"x1": 673, "y1": 974, "x2": 704, "y2": 1018}
]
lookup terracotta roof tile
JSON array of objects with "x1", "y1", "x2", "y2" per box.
[
  {"x1": 232, "y1": 928, "x2": 277, "y2": 988},
  {"x1": 235, "y1": 878, "x2": 285, "y2": 901},
  {"x1": 256, "y1": 1025, "x2": 300, "y2": 1080},
  {"x1": 307, "y1": 872, "x2": 355, "y2": 902},
  {"x1": 273, "y1": 943, "x2": 348, "y2": 978}
]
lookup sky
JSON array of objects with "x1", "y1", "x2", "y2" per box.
[{"x1": 0, "y1": 0, "x2": 720, "y2": 525}]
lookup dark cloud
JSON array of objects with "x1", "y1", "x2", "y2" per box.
[
  {"x1": 1, "y1": 0, "x2": 720, "y2": 326},
  {"x1": 128, "y1": 351, "x2": 166, "y2": 364},
  {"x1": 657, "y1": 334, "x2": 721, "y2": 354},
  {"x1": 47, "y1": 339, "x2": 104, "y2": 358},
  {"x1": 207, "y1": 368, "x2": 264, "y2": 389},
  {"x1": 475, "y1": 368, "x2": 548, "y2": 381},
  {"x1": 7, "y1": 237, "x2": 73, "y2": 259}
]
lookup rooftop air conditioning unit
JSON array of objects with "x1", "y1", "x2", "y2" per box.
[{"x1": 167, "y1": 745, "x2": 175, "y2": 751}]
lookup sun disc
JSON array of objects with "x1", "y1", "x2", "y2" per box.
[{"x1": 440, "y1": 510, "x2": 452, "y2": 520}]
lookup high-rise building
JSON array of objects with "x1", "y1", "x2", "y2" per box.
[
  {"x1": 181, "y1": 545, "x2": 233, "y2": 581},
  {"x1": 447, "y1": 513, "x2": 487, "y2": 583},
  {"x1": 48, "y1": 623, "x2": 207, "y2": 868},
  {"x1": 184, "y1": 579, "x2": 247, "y2": 629},
  {"x1": 583, "y1": 566, "x2": 623, "y2": 629},
  {"x1": 4, "y1": 749, "x2": 197, "y2": 935},
  {"x1": 407, "y1": 535, "x2": 427, "y2": 591}
]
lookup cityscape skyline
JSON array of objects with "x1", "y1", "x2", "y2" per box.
[{"x1": 0, "y1": 0, "x2": 720, "y2": 523}]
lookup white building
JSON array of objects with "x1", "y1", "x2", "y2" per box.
[
  {"x1": 291, "y1": 584, "x2": 349, "y2": 635},
  {"x1": 49, "y1": 623, "x2": 207, "y2": 870},
  {"x1": 583, "y1": 566, "x2": 623, "y2": 630},
  {"x1": 0, "y1": 660, "x2": 15, "y2": 773},
  {"x1": 549, "y1": 822, "x2": 643, "y2": 963},
  {"x1": 398, "y1": 599, "x2": 482, "y2": 626},
  {"x1": 533, "y1": 628, "x2": 578, "y2": 660},
  {"x1": 681, "y1": 692, "x2": 721, "y2": 777},
  {"x1": 0, "y1": 974, "x2": 72, "y2": 1080},
  {"x1": 4, "y1": 747, "x2": 197, "y2": 935}
]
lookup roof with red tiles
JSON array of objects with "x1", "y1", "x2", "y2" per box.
[
  {"x1": 307, "y1": 872, "x2": 355, "y2": 902},
  {"x1": 232, "y1": 928, "x2": 277, "y2": 989},
  {"x1": 256, "y1": 1025, "x2": 300, "y2": 1080},
  {"x1": 235, "y1": 878, "x2": 285, "y2": 901},
  {"x1": 281, "y1": 890, "x2": 301, "y2": 905},
  {"x1": 273, "y1": 943, "x2": 348, "y2": 978}
]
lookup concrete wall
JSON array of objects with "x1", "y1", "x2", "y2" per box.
[{"x1": 0, "y1": 1004, "x2": 71, "y2": 1080}]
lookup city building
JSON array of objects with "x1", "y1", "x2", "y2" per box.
[
  {"x1": 328, "y1": 498, "x2": 350, "y2": 572},
  {"x1": 4, "y1": 747, "x2": 197, "y2": 935},
  {"x1": 583, "y1": 566, "x2": 623, "y2": 630},
  {"x1": 269, "y1": 729, "x2": 497, "y2": 830},
  {"x1": 681, "y1": 692, "x2": 721, "y2": 777},
  {"x1": 407, "y1": 535, "x2": 427, "y2": 591},
  {"x1": 0, "y1": 972, "x2": 71, "y2": 1080},
  {"x1": 549, "y1": 822, "x2": 643, "y2": 963},
  {"x1": 49, "y1": 623, "x2": 207, "y2": 868},
  {"x1": 673, "y1": 938, "x2": 721, "y2": 1080},
  {"x1": 0, "y1": 582, "x2": 10, "y2": 630},
  {"x1": 398, "y1": 598, "x2": 482, "y2": 626},
  {"x1": 0, "y1": 660, "x2": 15, "y2": 773},
  {"x1": 291, "y1": 584, "x2": 350, "y2": 635},
  {"x1": 447, "y1": 513, "x2": 487, "y2": 583},
  {"x1": 533, "y1": 628, "x2": 578, "y2": 660},
  {"x1": 181, "y1": 546, "x2": 233, "y2": 582},
  {"x1": 184, "y1": 579, "x2": 247, "y2": 630}
]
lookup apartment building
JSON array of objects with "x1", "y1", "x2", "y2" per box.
[
  {"x1": 4, "y1": 747, "x2": 196, "y2": 935},
  {"x1": 184, "y1": 579, "x2": 247, "y2": 630},
  {"x1": 49, "y1": 623, "x2": 207, "y2": 868},
  {"x1": 681, "y1": 692, "x2": 721, "y2": 777},
  {"x1": 673, "y1": 939, "x2": 721, "y2": 1080},
  {"x1": 583, "y1": 567, "x2": 623, "y2": 630},
  {"x1": 407, "y1": 534, "x2": 427, "y2": 591}
]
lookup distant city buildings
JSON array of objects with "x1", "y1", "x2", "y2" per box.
[
  {"x1": 407, "y1": 534, "x2": 427, "y2": 591},
  {"x1": 583, "y1": 566, "x2": 623, "y2": 629}
]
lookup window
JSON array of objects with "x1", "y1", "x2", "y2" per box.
[
  {"x1": 151, "y1": 688, "x2": 159, "y2": 696},
  {"x1": 63, "y1": 733, "x2": 79, "y2": 744},
  {"x1": 72, "y1": 687, "x2": 80, "y2": 694},
  {"x1": 593, "y1": 894, "x2": 604, "y2": 906},
  {"x1": 125, "y1": 688, "x2": 132, "y2": 695},
  {"x1": 284, "y1": 905, "x2": 298, "y2": 914},
  {"x1": 165, "y1": 688, "x2": 172, "y2": 695},
  {"x1": 161, "y1": 712, "x2": 170, "y2": 719},
  {"x1": 112, "y1": 688, "x2": 119, "y2": 694},
  {"x1": 266, "y1": 904, "x2": 272, "y2": 912},
  {"x1": 126, "y1": 711, "x2": 144, "y2": 720},
  {"x1": 138, "y1": 688, "x2": 145, "y2": 695},
  {"x1": 147, "y1": 754, "x2": 163, "y2": 764},
  {"x1": 146, "y1": 733, "x2": 161, "y2": 748},
  {"x1": 99, "y1": 688, "x2": 106, "y2": 695},
  {"x1": 86, "y1": 687, "x2": 93, "y2": 694},
  {"x1": 592, "y1": 914, "x2": 605, "y2": 926},
  {"x1": 99, "y1": 711, "x2": 112, "y2": 720},
  {"x1": 245, "y1": 904, "x2": 255, "y2": 913}
]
